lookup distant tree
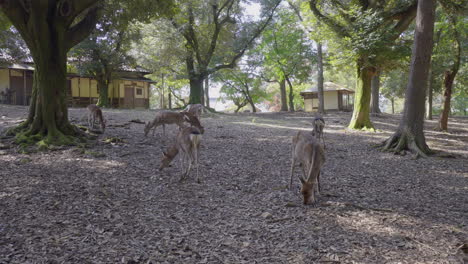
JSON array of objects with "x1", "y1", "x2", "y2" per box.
[
  {"x1": 434, "y1": 11, "x2": 464, "y2": 131},
  {"x1": 216, "y1": 66, "x2": 267, "y2": 113},
  {"x1": 0, "y1": 14, "x2": 27, "y2": 66},
  {"x1": 257, "y1": 6, "x2": 314, "y2": 111},
  {"x1": 383, "y1": 0, "x2": 436, "y2": 157},
  {"x1": 167, "y1": 0, "x2": 281, "y2": 104},
  {"x1": 309, "y1": 0, "x2": 417, "y2": 130},
  {"x1": 381, "y1": 70, "x2": 408, "y2": 114}
]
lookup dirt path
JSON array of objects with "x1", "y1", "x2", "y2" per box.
[{"x1": 1, "y1": 104, "x2": 467, "y2": 263}]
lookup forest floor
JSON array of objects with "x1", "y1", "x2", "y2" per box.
[{"x1": 0, "y1": 104, "x2": 467, "y2": 264}]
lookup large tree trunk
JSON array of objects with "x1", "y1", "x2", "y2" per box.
[
  {"x1": 348, "y1": 60, "x2": 375, "y2": 130},
  {"x1": 316, "y1": 42, "x2": 325, "y2": 114},
  {"x1": 12, "y1": 47, "x2": 80, "y2": 145},
  {"x1": 371, "y1": 72, "x2": 381, "y2": 114},
  {"x1": 286, "y1": 77, "x2": 295, "y2": 112},
  {"x1": 383, "y1": 0, "x2": 435, "y2": 157},
  {"x1": 189, "y1": 77, "x2": 204, "y2": 105},
  {"x1": 279, "y1": 78, "x2": 288, "y2": 111},
  {"x1": 437, "y1": 71, "x2": 456, "y2": 131}
]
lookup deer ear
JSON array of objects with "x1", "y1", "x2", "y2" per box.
[
  {"x1": 162, "y1": 151, "x2": 168, "y2": 157},
  {"x1": 299, "y1": 177, "x2": 306, "y2": 184}
]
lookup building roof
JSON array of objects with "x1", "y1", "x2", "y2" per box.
[{"x1": 300, "y1": 82, "x2": 354, "y2": 95}]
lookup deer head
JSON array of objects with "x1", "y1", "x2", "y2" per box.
[
  {"x1": 183, "y1": 112, "x2": 205, "y2": 134},
  {"x1": 144, "y1": 121, "x2": 152, "y2": 137}
]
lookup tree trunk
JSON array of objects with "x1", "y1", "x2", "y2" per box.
[
  {"x1": 168, "y1": 92, "x2": 172, "y2": 110},
  {"x1": 205, "y1": 77, "x2": 210, "y2": 108},
  {"x1": 286, "y1": 77, "x2": 295, "y2": 112},
  {"x1": 279, "y1": 78, "x2": 288, "y2": 111},
  {"x1": 371, "y1": 72, "x2": 381, "y2": 114},
  {"x1": 426, "y1": 67, "x2": 434, "y2": 120},
  {"x1": 383, "y1": 0, "x2": 435, "y2": 157},
  {"x1": 189, "y1": 76, "x2": 204, "y2": 104},
  {"x1": 96, "y1": 77, "x2": 109, "y2": 108},
  {"x1": 437, "y1": 71, "x2": 456, "y2": 131},
  {"x1": 11, "y1": 50, "x2": 80, "y2": 145},
  {"x1": 348, "y1": 60, "x2": 375, "y2": 130},
  {"x1": 391, "y1": 98, "x2": 395, "y2": 114},
  {"x1": 317, "y1": 42, "x2": 325, "y2": 114}
]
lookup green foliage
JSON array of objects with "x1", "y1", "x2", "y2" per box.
[
  {"x1": 257, "y1": 7, "x2": 315, "y2": 82},
  {"x1": 215, "y1": 66, "x2": 268, "y2": 112}
]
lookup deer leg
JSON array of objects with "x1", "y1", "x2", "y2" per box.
[{"x1": 195, "y1": 146, "x2": 200, "y2": 184}]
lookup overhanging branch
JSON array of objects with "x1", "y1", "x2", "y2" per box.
[{"x1": 65, "y1": 6, "x2": 99, "y2": 50}]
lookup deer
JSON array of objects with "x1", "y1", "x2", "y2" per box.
[
  {"x1": 144, "y1": 111, "x2": 204, "y2": 137},
  {"x1": 183, "y1": 104, "x2": 204, "y2": 119},
  {"x1": 87, "y1": 104, "x2": 106, "y2": 132},
  {"x1": 159, "y1": 126, "x2": 202, "y2": 183},
  {"x1": 289, "y1": 131, "x2": 325, "y2": 205},
  {"x1": 312, "y1": 116, "x2": 325, "y2": 148}
]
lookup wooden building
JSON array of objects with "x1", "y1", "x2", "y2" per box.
[
  {"x1": 300, "y1": 82, "x2": 355, "y2": 112},
  {"x1": 0, "y1": 63, "x2": 153, "y2": 109}
]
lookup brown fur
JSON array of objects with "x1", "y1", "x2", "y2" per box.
[
  {"x1": 87, "y1": 104, "x2": 106, "y2": 132},
  {"x1": 159, "y1": 127, "x2": 202, "y2": 183},
  {"x1": 144, "y1": 111, "x2": 204, "y2": 137},
  {"x1": 290, "y1": 131, "x2": 325, "y2": 205}
]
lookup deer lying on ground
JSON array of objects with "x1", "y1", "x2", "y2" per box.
[
  {"x1": 87, "y1": 104, "x2": 106, "y2": 132},
  {"x1": 144, "y1": 111, "x2": 204, "y2": 137},
  {"x1": 184, "y1": 104, "x2": 204, "y2": 119},
  {"x1": 290, "y1": 131, "x2": 325, "y2": 205},
  {"x1": 312, "y1": 116, "x2": 325, "y2": 148},
  {"x1": 159, "y1": 126, "x2": 203, "y2": 183}
]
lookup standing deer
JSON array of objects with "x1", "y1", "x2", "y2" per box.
[
  {"x1": 312, "y1": 116, "x2": 325, "y2": 148},
  {"x1": 87, "y1": 104, "x2": 106, "y2": 132},
  {"x1": 144, "y1": 111, "x2": 204, "y2": 137},
  {"x1": 290, "y1": 131, "x2": 325, "y2": 205},
  {"x1": 159, "y1": 126, "x2": 202, "y2": 183},
  {"x1": 184, "y1": 104, "x2": 204, "y2": 119}
]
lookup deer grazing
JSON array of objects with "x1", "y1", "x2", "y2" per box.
[
  {"x1": 159, "y1": 126, "x2": 203, "y2": 183},
  {"x1": 144, "y1": 111, "x2": 204, "y2": 137},
  {"x1": 184, "y1": 104, "x2": 204, "y2": 119},
  {"x1": 312, "y1": 116, "x2": 325, "y2": 148},
  {"x1": 87, "y1": 104, "x2": 106, "y2": 132},
  {"x1": 290, "y1": 131, "x2": 325, "y2": 205}
]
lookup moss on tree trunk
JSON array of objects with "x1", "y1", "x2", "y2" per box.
[
  {"x1": 348, "y1": 62, "x2": 375, "y2": 131},
  {"x1": 97, "y1": 79, "x2": 110, "y2": 108}
]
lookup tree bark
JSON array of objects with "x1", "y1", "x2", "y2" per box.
[
  {"x1": 383, "y1": 0, "x2": 436, "y2": 157},
  {"x1": 426, "y1": 66, "x2": 434, "y2": 119},
  {"x1": 371, "y1": 72, "x2": 381, "y2": 114},
  {"x1": 436, "y1": 16, "x2": 461, "y2": 131},
  {"x1": 205, "y1": 77, "x2": 210, "y2": 108},
  {"x1": 437, "y1": 71, "x2": 456, "y2": 131},
  {"x1": 279, "y1": 78, "x2": 288, "y2": 111},
  {"x1": 189, "y1": 76, "x2": 204, "y2": 104},
  {"x1": 2, "y1": 1, "x2": 98, "y2": 146},
  {"x1": 286, "y1": 76, "x2": 295, "y2": 112},
  {"x1": 96, "y1": 76, "x2": 110, "y2": 108},
  {"x1": 348, "y1": 60, "x2": 375, "y2": 130},
  {"x1": 316, "y1": 42, "x2": 325, "y2": 114},
  {"x1": 391, "y1": 98, "x2": 395, "y2": 114}
]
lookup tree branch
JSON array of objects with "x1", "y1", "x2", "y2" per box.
[
  {"x1": 309, "y1": 0, "x2": 349, "y2": 38},
  {"x1": 389, "y1": 2, "x2": 417, "y2": 41},
  {"x1": 208, "y1": 0, "x2": 282, "y2": 74},
  {"x1": 0, "y1": 0, "x2": 30, "y2": 45},
  {"x1": 65, "y1": 6, "x2": 99, "y2": 51}
]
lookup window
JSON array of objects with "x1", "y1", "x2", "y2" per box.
[{"x1": 136, "y1": 88, "x2": 143, "y2": 95}]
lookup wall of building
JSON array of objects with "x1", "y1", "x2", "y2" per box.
[
  {"x1": 304, "y1": 91, "x2": 339, "y2": 112},
  {"x1": 0, "y1": 69, "x2": 9, "y2": 93},
  {"x1": 324, "y1": 91, "x2": 338, "y2": 110}
]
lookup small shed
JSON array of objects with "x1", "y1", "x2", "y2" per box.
[{"x1": 300, "y1": 82, "x2": 355, "y2": 112}]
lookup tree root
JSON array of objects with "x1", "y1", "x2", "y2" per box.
[
  {"x1": 8, "y1": 121, "x2": 88, "y2": 150},
  {"x1": 382, "y1": 131, "x2": 432, "y2": 158}
]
